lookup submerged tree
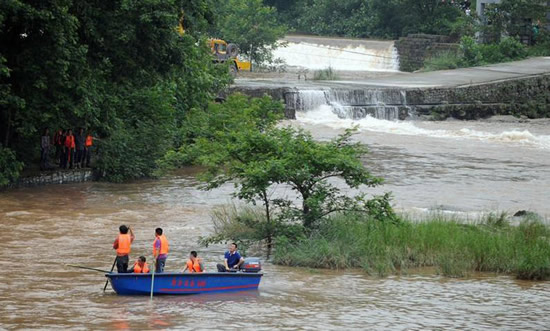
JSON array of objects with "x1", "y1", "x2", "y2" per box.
[{"x1": 196, "y1": 125, "x2": 396, "y2": 254}]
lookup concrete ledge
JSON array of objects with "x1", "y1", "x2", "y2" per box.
[{"x1": 8, "y1": 169, "x2": 95, "y2": 189}]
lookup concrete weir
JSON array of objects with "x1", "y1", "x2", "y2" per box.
[{"x1": 230, "y1": 57, "x2": 550, "y2": 121}]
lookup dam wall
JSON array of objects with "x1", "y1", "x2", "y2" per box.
[{"x1": 229, "y1": 73, "x2": 550, "y2": 121}]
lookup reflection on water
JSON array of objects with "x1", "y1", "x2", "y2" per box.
[{"x1": 2, "y1": 119, "x2": 550, "y2": 329}]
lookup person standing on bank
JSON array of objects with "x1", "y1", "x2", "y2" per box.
[
  {"x1": 217, "y1": 243, "x2": 245, "y2": 272},
  {"x1": 113, "y1": 225, "x2": 135, "y2": 273},
  {"x1": 58, "y1": 129, "x2": 67, "y2": 168},
  {"x1": 53, "y1": 128, "x2": 64, "y2": 165},
  {"x1": 84, "y1": 129, "x2": 94, "y2": 167},
  {"x1": 152, "y1": 228, "x2": 169, "y2": 273},
  {"x1": 64, "y1": 128, "x2": 75, "y2": 169},
  {"x1": 74, "y1": 128, "x2": 86, "y2": 169},
  {"x1": 40, "y1": 128, "x2": 50, "y2": 171}
]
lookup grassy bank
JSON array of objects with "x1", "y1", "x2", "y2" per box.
[{"x1": 272, "y1": 214, "x2": 550, "y2": 280}]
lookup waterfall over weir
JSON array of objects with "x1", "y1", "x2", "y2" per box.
[{"x1": 286, "y1": 89, "x2": 413, "y2": 121}]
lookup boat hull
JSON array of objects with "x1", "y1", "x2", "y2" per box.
[{"x1": 106, "y1": 272, "x2": 263, "y2": 295}]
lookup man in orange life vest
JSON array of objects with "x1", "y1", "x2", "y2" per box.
[
  {"x1": 64, "y1": 128, "x2": 75, "y2": 169},
  {"x1": 153, "y1": 228, "x2": 169, "y2": 273},
  {"x1": 183, "y1": 251, "x2": 204, "y2": 273},
  {"x1": 84, "y1": 130, "x2": 93, "y2": 168},
  {"x1": 129, "y1": 256, "x2": 150, "y2": 273},
  {"x1": 113, "y1": 225, "x2": 135, "y2": 273}
]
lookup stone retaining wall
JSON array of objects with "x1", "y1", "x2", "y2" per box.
[
  {"x1": 395, "y1": 34, "x2": 460, "y2": 72},
  {"x1": 229, "y1": 73, "x2": 550, "y2": 121},
  {"x1": 408, "y1": 74, "x2": 550, "y2": 119},
  {"x1": 8, "y1": 169, "x2": 95, "y2": 189}
]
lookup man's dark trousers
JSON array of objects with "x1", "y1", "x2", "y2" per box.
[{"x1": 116, "y1": 255, "x2": 129, "y2": 273}]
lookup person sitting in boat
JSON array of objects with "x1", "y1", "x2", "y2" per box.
[
  {"x1": 217, "y1": 243, "x2": 244, "y2": 272},
  {"x1": 129, "y1": 256, "x2": 150, "y2": 273},
  {"x1": 183, "y1": 251, "x2": 204, "y2": 273}
]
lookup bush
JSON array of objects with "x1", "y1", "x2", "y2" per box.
[
  {"x1": 95, "y1": 85, "x2": 176, "y2": 182},
  {"x1": 312, "y1": 67, "x2": 339, "y2": 80},
  {"x1": 423, "y1": 51, "x2": 462, "y2": 71},
  {"x1": 199, "y1": 204, "x2": 305, "y2": 256},
  {"x1": 0, "y1": 145, "x2": 23, "y2": 187},
  {"x1": 461, "y1": 36, "x2": 484, "y2": 66}
]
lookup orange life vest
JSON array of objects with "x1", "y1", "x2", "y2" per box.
[
  {"x1": 65, "y1": 135, "x2": 75, "y2": 149},
  {"x1": 186, "y1": 259, "x2": 202, "y2": 273},
  {"x1": 85, "y1": 135, "x2": 93, "y2": 147},
  {"x1": 133, "y1": 261, "x2": 150, "y2": 273},
  {"x1": 153, "y1": 235, "x2": 169, "y2": 256},
  {"x1": 116, "y1": 234, "x2": 131, "y2": 256}
]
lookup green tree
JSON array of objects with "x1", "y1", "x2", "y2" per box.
[
  {"x1": 214, "y1": 0, "x2": 287, "y2": 65},
  {"x1": 483, "y1": 0, "x2": 548, "y2": 43},
  {"x1": 196, "y1": 126, "x2": 394, "y2": 234},
  {"x1": 159, "y1": 93, "x2": 284, "y2": 169},
  {"x1": 0, "y1": 0, "x2": 229, "y2": 182}
]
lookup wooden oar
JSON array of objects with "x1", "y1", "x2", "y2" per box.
[
  {"x1": 150, "y1": 258, "x2": 156, "y2": 300},
  {"x1": 66, "y1": 264, "x2": 111, "y2": 273},
  {"x1": 103, "y1": 257, "x2": 117, "y2": 292}
]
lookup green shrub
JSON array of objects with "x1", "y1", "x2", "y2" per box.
[
  {"x1": 0, "y1": 145, "x2": 23, "y2": 187},
  {"x1": 423, "y1": 51, "x2": 462, "y2": 71},
  {"x1": 312, "y1": 67, "x2": 339, "y2": 80},
  {"x1": 461, "y1": 36, "x2": 484, "y2": 66}
]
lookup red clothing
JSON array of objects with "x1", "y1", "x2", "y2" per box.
[{"x1": 65, "y1": 135, "x2": 75, "y2": 149}]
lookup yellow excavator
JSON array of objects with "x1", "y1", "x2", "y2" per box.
[
  {"x1": 209, "y1": 39, "x2": 251, "y2": 73},
  {"x1": 178, "y1": 13, "x2": 251, "y2": 73}
]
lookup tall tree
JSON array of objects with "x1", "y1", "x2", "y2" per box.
[
  {"x1": 214, "y1": 0, "x2": 287, "y2": 64},
  {"x1": 0, "y1": 0, "x2": 228, "y2": 182}
]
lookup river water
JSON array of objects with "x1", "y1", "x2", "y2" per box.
[{"x1": 2, "y1": 114, "x2": 550, "y2": 329}]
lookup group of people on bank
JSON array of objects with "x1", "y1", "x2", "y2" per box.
[
  {"x1": 40, "y1": 128, "x2": 95, "y2": 170},
  {"x1": 113, "y1": 225, "x2": 245, "y2": 274}
]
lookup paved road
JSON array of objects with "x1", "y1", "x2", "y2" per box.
[{"x1": 235, "y1": 57, "x2": 550, "y2": 89}]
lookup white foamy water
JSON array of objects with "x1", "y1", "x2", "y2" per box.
[
  {"x1": 296, "y1": 105, "x2": 550, "y2": 150},
  {"x1": 273, "y1": 41, "x2": 400, "y2": 72}
]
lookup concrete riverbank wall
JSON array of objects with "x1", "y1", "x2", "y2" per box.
[
  {"x1": 395, "y1": 34, "x2": 460, "y2": 72},
  {"x1": 229, "y1": 72, "x2": 550, "y2": 121},
  {"x1": 6, "y1": 169, "x2": 95, "y2": 189}
]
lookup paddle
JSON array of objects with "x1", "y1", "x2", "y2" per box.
[
  {"x1": 150, "y1": 257, "x2": 156, "y2": 300},
  {"x1": 103, "y1": 256, "x2": 117, "y2": 292},
  {"x1": 66, "y1": 264, "x2": 112, "y2": 273}
]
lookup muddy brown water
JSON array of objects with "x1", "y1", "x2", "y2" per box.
[
  {"x1": 3, "y1": 115, "x2": 550, "y2": 329},
  {"x1": 1, "y1": 163, "x2": 550, "y2": 329}
]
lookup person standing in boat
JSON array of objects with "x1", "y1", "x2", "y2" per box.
[
  {"x1": 183, "y1": 251, "x2": 204, "y2": 273},
  {"x1": 217, "y1": 243, "x2": 244, "y2": 272},
  {"x1": 129, "y1": 256, "x2": 150, "y2": 273},
  {"x1": 113, "y1": 225, "x2": 135, "y2": 273},
  {"x1": 152, "y1": 228, "x2": 169, "y2": 273}
]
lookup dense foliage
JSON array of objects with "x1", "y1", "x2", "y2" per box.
[
  {"x1": 267, "y1": 0, "x2": 467, "y2": 39},
  {"x1": 0, "y1": 0, "x2": 230, "y2": 183},
  {"x1": 211, "y1": 0, "x2": 287, "y2": 64},
  {"x1": 482, "y1": 0, "x2": 548, "y2": 43},
  {"x1": 0, "y1": 145, "x2": 23, "y2": 187},
  {"x1": 423, "y1": 36, "x2": 531, "y2": 71}
]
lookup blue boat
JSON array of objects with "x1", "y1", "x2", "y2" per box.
[
  {"x1": 105, "y1": 258, "x2": 264, "y2": 295},
  {"x1": 106, "y1": 272, "x2": 263, "y2": 295}
]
